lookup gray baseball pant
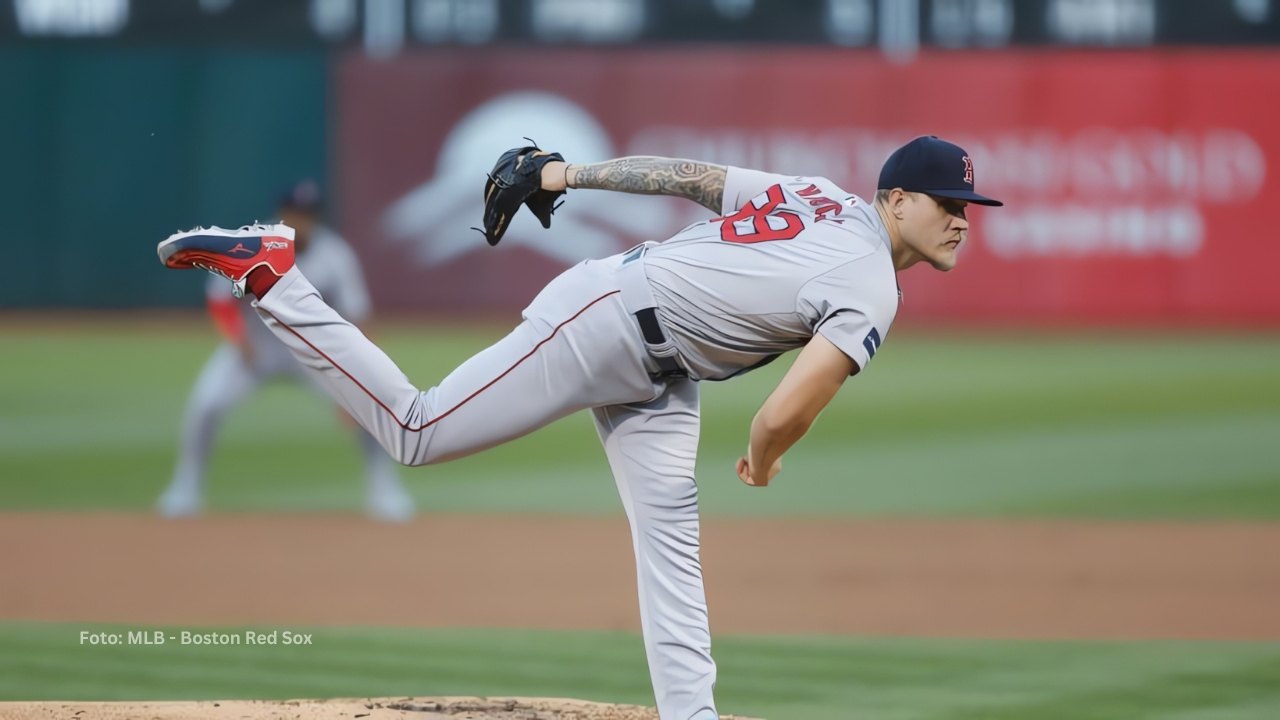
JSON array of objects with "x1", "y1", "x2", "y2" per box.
[{"x1": 251, "y1": 254, "x2": 718, "y2": 720}]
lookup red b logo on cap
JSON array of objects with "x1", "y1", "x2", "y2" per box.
[{"x1": 962, "y1": 155, "x2": 974, "y2": 185}]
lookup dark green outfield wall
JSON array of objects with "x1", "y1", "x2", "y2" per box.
[{"x1": 0, "y1": 46, "x2": 328, "y2": 308}]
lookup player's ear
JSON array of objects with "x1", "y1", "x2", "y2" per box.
[{"x1": 890, "y1": 189, "x2": 909, "y2": 219}]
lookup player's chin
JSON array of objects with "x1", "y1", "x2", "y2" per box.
[{"x1": 928, "y1": 248, "x2": 960, "y2": 272}]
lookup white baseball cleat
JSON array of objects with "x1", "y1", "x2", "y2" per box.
[
  {"x1": 365, "y1": 486, "x2": 416, "y2": 523},
  {"x1": 157, "y1": 223, "x2": 296, "y2": 298},
  {"x1": 156, "y1": 484, "x2": 203, "y2": 518}
]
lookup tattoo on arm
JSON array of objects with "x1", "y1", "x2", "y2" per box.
[{"x1": 570, "y1": 157, "x2": 726, "y2": 213}]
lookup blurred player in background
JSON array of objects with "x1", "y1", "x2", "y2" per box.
[{"x1": 156, "y1": 180, "x2": 416, "y2": 522}]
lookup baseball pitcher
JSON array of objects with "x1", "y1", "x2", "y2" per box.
[{"x1": 156, "y1": 136, "x2": 1000, "y2": 719}]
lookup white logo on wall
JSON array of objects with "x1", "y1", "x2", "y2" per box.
[
  {"x1": 384, "y1": 100, "x2": 1267, "y2": 264},
  {"x1": 383, "y1": 91, "x2": 676, "y2": 267}
]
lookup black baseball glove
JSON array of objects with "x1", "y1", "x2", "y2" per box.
[{"x1": 476, "y1": 141, "x2": 566, "y2": 246}]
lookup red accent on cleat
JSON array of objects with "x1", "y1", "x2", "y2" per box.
[
  {"x1": 156, "y1": 224, "x2": 296, "y2": 297},
  {"x1": 246, "y1": 265, "x2": 283, "y2": 298}
]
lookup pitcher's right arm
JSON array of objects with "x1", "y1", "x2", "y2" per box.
[
  {"x1": 737, "y1": 333, "x2": 855, "y2": 487},
  {"x1": 538, "y1": 157, "x2": 726, "y2": 213}
]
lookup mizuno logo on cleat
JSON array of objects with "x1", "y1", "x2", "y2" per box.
[{"x1": 264, "y1": 241, "x2": 289, "y2": 250}]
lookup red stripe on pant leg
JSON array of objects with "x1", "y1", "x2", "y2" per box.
[{"x1": 258, "y1": 290, "x2": 622, "y2": 433}]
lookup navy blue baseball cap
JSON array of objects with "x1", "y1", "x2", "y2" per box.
[
  {"x1": 878, "y1": 136, "x2": 1003, "y2": 207},
  {"x1": 277, "y1": 179, "x2": 323, "y2": 212}
]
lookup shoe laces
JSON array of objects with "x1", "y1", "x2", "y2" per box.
[
  {"x1": 194, "y1": 261, "x2": 250, "y2": 298},
  {"x1": 192, "y1": 261, "x2": 234, "y2": 282}
]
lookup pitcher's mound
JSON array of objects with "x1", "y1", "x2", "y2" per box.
[{"x1": 0, "y1": 697, "x2": 763, "y2": 719}]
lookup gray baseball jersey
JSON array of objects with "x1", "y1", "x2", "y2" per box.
[
  {"x1": 647, "y1": 167, "x2": 900, "y2": 380},
  {"x1": 245, "y1": 167, "x2": 901, "y2": 720}
]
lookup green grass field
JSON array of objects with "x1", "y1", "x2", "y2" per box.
[
  {"x1": 2, "y1": 322, "x2": 1278, "y2": 518},
  {"x1": 2, "y1": 624, "x2": 1278, "y2": 720},
  {"x1": 2, "y1": 322, "x2": 1279, "y2": 718}
]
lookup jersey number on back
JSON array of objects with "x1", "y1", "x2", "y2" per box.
[{"x1": 719, "y1": 185, "x2": 803, "y2": 244}]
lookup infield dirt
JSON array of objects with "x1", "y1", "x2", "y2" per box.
[
  {"x1": 4, "y1": 512, "x2": 1278, "y2": 719},
  {"x1": 0, "y1": 697, "x2": 761, "y2": 719},
  {"x1": 6, "y1": 513, "x2": 1278, "y2": 639}
]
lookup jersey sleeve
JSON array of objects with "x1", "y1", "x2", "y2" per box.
[
  {"x1": 721, "y1": 166, "x2": 792, "y2": 215},
  {"x1": 815, "y1": 309, "x2": 880, "y2": 374},
  {"x1": 797, "y1": 260, "x2": 895, "y2": 375}
]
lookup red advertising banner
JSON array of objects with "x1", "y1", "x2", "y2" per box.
[{"x1": 337, "y1": 49, "x2": 1280, "y2": 324}]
